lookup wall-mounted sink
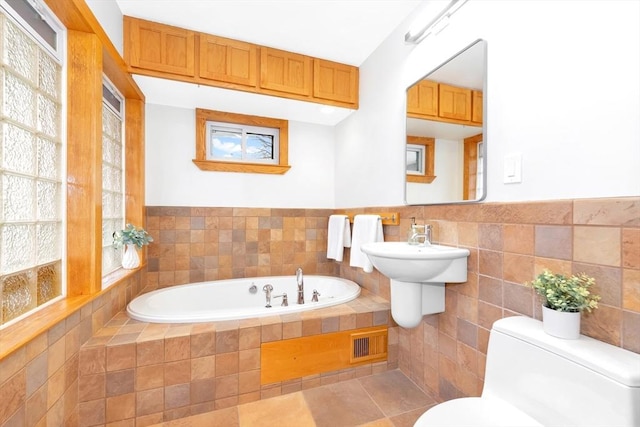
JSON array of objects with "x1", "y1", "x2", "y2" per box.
[
  {"x1": 361, "y1": 242, "x2": 470, "y2": 328},
  {"x1": 360, "y1": 242, "x2": 470, "y2": 283}
]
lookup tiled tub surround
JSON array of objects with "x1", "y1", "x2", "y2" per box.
[
  {"x1": 0, "y1": 196, "x2": 637, "y2": 426},
  {"x1": 146, "y1": 197, "x2": 640, "y2": 404},
  {"x1": 76, "y1": 290, "x2": 396, "y2": 426},
  {"x1": 0, "y1": 271, "x2": 145, "y2": 427}
]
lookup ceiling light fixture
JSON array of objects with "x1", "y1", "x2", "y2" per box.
[{"x1": 405, "y1": 0, "x2": 468, "y2": 44}]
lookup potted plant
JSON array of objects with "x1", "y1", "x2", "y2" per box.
[
  {"x1": 113, "y1": 223, "x2": 153, "y2": 269},
  {"x1": 528, "y1": 269, "x2": 600, "y2": 339}
]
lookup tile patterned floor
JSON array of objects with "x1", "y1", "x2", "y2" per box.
[{"x1": 155, "y1": 370, "x2": 436, "y2": 427}]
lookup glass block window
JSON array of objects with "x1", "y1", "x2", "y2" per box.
[
  {"x1": 101, "y1": 80, "x2": 125, "y2": 278},
  {"x1": 0, "y1": 1, "x2": 65, "y2": 328}
]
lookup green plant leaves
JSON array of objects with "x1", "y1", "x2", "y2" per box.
[
  {"x1": 529, "y1": 269, "x2": 599, "y2": 313},
  {"x1": 112, "y1": 223, "x2": 154, "y2": 249}
]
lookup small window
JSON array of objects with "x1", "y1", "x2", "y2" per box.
[
  {"x1": 406, "y1": 136, "x2": 435, "y2": 183},
  {"x1": 406, "y1": 144, "x2": 425, "y2": 175},
  {"x1": 206, "y1": 122, "x2": 279, "y2": 164},
  {"x1": 194, "y1": 108, "x2": 290, "y2": 174}
]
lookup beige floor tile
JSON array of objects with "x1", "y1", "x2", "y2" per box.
[
  {"x1": 358, "y1": 370, "x2": 435, "y2": 417},
  {"x1": 388, "y1": 406, "x2": 434, "y2": 427},
  {"x1": 238, "y1": 391, "x2": 315, "y2": 427},
  {"x1": 303, "y1": 379, "x2": 384, "y2": 427},
  {"x1": 154, "y1": 406, "x2": 239, "y2": 426},
  {"x1": 358, "y1": 419, "x2": 394, "y2": 427}
]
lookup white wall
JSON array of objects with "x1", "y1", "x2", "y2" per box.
[
  {"x1": 86, "y1": 0, "x2": 124, "y2": 55},
  {"x1": 406, "y1": 138, "x2": 463, "y2": 202},
  {"x1": 336, "y1": 0, "x2": 640, "y2": 207},
  {"x1": 144, "y1": 104, "x2": 336, "y2": 208}
]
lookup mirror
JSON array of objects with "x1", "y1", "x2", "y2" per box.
[{"x1": 405, "y1": 39, "x2": 487, "y2": 205}]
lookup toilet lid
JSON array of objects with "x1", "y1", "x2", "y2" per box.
[{"x1": 414, "y1": 397, "x2": 543, "y2": 427}]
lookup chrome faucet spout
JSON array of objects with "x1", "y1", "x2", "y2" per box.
[
  {"x1": 296, "y1": 267, "x2": 304, "y2": 304},
  {"x1": 263, "y1": 284, "x2": 274, "y2": 308},
  {"x1": 408, "y1": 224, "x2": 432, "y2": 246}
]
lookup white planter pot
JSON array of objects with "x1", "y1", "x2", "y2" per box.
[
  {"x1": 542, "y1": 305, "x2": 581, "y2": 339},
  {"x1": 122, "y1": 244, "x2": 140, "y2": 269}
]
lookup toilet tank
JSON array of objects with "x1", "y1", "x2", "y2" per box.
[{"x1": 483, "y1": 316, "x2": 640, "y2": 427}]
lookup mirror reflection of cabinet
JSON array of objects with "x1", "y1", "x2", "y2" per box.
[{"x1": 405, "y1": 39, "x2": 487, "y2": 205}]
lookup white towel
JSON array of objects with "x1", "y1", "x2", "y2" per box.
[
  {"x1": 327, "y1": 215, "x2": 351, "y2": 262},
  {"x1": 349, "y1": 214, "x2": 384, "y2": 273}
]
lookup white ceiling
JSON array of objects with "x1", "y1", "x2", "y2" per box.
[{"x1": 113, "y1": 0, "x2": 425, "y2": 125}]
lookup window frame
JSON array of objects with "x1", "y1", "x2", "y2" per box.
[
  {"x1": 193, "y1": 108, "x2": 290, "y2": 174},
  {"x1": 406, "y1": 135, "x2": 436, "y2": 183}
]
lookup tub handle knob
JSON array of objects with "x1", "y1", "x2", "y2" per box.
[
  {"x1": 273, "y1": 293, "x2": 288, "y2": 307},
  {"x1": 312, "y1": 289, "x2": 321, "y2": 302},
  {"x1": 263, "y1": 284, "x2": 273, "y2": 308},
  {"x1": 249, "y1": 284, "x2": 258, "y2": 294}
]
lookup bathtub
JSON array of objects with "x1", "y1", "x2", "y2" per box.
[{"x1": 126, "y1": 275, "x2": 361, "y2": 323}]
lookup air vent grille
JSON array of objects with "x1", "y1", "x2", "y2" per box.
[{"x1": 350, "y1": 328, "x2": 387, "y2": 363}]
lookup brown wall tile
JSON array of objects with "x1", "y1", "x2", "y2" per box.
[
  {"x1": 535, "y1": 225, "x2": 572, "y2": 260},
  {"x1": 622, "y1": 228, "x2": 640, "y2": 269},
  {"x1": 574, "y1": 226, "x2": 621, "y2": 266}
]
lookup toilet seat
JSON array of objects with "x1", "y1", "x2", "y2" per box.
[{"x1": 414, "y1": 397, "x2": 543, "y2": 427}]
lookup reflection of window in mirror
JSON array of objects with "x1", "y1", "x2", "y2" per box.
[
  {"x1": 406, "y1": 136, "x2": 435, "y2": 183},
  {"x1": 463, "y1": 134, "x2": 483, "y2": 199}
]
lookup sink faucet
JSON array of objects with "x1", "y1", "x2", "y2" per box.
[
  {"x1": 409, "y1": 224, "x2": 432, "y2": 246},
  {"x1": 296, "y1": 267, "x2": 304, "y2": 304}
]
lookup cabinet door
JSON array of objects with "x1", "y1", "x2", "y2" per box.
[
  {"x1": 313, "y1": 59, "x2": 358, "y2": 105},
  {"x1": 199, "y1": 34, "x2": 257, "y2": 87},
  {"x1": 125, "y1": 16, "x2": 195, "y2": 77},
  {"x1": 407, "y1": 80, "x2": 438, "y2": 117},
  {"x1": 472, "y1": 90, "x2": 483, "y2": 124},
  {"x1": 438, "y1": 84, "x2": 472, "y2": 121},
  {"x1": 260, "y1": 47, "x2": 312, "y2": 96}
]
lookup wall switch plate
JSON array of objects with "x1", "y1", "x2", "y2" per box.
[{"x1": 503, "y1": 153, "x2": 522, "y2": 183}]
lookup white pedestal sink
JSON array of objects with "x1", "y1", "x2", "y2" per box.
[{"x1": 361, "y1": 242, "x2": 470, "y2": 328}]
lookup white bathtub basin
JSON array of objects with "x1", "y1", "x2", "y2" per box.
[{"x1": 127, "y1": 275, "x2": 361, "y2": 323}]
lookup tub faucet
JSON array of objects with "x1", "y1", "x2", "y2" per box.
[
  {"x1": 263, "y1": 284, "x2": 273, "y2": 308},
  {"x1": 296, "y1": 267, "x2": 304, "y2": 304}
]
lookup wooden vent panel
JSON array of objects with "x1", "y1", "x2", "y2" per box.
[
  {"x1": 351, "y1": 329, "x2": 388, "y2": 363},
  {"x1": 261, "y1": 326, "x2": 388, "y2": 384}
]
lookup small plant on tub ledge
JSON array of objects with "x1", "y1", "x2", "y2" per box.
[
  {"x1": 528, "y1": 269, "x2": 600, "y2": 339},
  {"x1": 113, "y1": 223, "x2": 153, "y2": 269}
]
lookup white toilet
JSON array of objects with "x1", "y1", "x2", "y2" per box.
[{"x1": 414, "y1": 316, "x2": 640, "y2": 426}]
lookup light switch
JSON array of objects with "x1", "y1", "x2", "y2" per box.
[{"x1": 503, "y1": 153, "x2": 522, "y2": 183}]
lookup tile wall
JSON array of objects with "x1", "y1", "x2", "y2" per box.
[
  {"x1": 0, "y1": 196, "x2": 637, "y2": 426},
  {"x1": 0, "y1": 272, "x2": 144, "y2": 427},
  {"x1": 360, "y1": 197, "x2": 638, "y2": 401},
  {"x1": 146, "y1": 197, "x2": 639, "y2": 403},
  {"x1": 144, "y1": 207, "x2": 338, "y2": 288}
]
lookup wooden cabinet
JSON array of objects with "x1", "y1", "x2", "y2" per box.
[
  {"x1": 124, "y1": 16, "x2": 195, "y2": 77},
  {"x1": 438, "y1": 83, "x2": 472, "y2": 121},
  {"x1": 407, "y1": 79, "x2": 482, "y2": 126},
  {"x1": 260, "y1": 47, "x2": 312, "y2": 96},
  {"x1": 313, "y1": 59, "x2": 358, "y2": 106},
  {"x1": 472, "y1": 90, "x2": 483, "y2": 124},
  {"x1": 123, "y1": 16, "x2": 358, "y2": 108},
  {"x1": 199, "y1": 34, "x2": 257, "y2": 87},
  {"x1": 407, "y1": 80, "x2": 438, "y2": 118}
]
